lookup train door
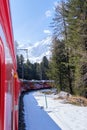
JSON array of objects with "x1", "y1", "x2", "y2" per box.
[{"x1": 0, "y1": 38, "x2": 5, "y2": 130}]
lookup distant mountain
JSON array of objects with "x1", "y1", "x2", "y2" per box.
[{"x1": 16, "y1": 36, "x2": 52, "y2": 63}]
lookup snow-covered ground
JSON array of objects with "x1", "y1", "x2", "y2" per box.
[{"x1": 23, "y1": 89, "x2": 87, "y2": 130}]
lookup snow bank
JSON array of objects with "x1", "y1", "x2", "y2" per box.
[
  {"x1": 33, "y1": 90, "x2": 87, "y2": 130},
  {"x1": 23, "y1": 92, "x2": 61, "y2": 130}
]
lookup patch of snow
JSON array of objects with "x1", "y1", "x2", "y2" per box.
[
  {"x1": 23, "y1": 93, "x2": 61, "y2": 130},
  {"x1": 23, "y1": 90, "x2": 87, "y2": 130},
  {"x1": 34, "y1": 90, "x2": 87, "y2": 130},
  {"x1": 57, "y1": 91, "x2": 72, "y2": 98}
]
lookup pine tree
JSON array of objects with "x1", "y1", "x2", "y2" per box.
[
  {"x1": 49, "y1": 1, "x2": 74, "y2": 93},
  {"x1": 33, "y1": 63, "x2": 40, "y2": 80},
  {"x1": 17, "y1": 54, "x2": 24, "y2": 79},
  {"x1": 40, "y1": 56, "x2": 49, "y2": 80},
  {"x1": 65, "y1": 0, "x2": 87, "y2": 94},
  {"x1": 48, "y1": 36, "x2": 69, "y2": 91}
]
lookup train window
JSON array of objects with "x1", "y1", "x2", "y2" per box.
[{"x1": 0, "y1": 25, "x2": 13, "y2": 64}]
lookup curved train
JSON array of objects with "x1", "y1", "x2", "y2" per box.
[
  {"x1": 21, "y1": 80, "x2": 54, "y2": 92},
  {"x1": 0, "y1": 0, "x2": 20, "y2": 130}
]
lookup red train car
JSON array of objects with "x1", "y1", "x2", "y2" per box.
[
  {"x1": 0, "y1": 0, "x2": 20, "y2": 130},
  {"x1": 21, "y1": 80, "x2": 54, "y2": 91}
]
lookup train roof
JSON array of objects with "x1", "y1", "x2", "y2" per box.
[{"x1": 20, "y1": 79, "x2": 54, "y2": 83}]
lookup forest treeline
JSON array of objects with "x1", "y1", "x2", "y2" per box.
[
  {"x1": 17, "y1": 0, "x2": 87, "y2": 97},
  {"x1": 17, "y1": 55, "x2": 49, "y2": 80}
]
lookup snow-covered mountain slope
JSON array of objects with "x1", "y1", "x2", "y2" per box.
[{"x1": 16, "y1": 36, "x2": 52, "y2": 63}]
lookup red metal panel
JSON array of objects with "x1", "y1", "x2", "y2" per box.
[
  {"x1": 0, "y1": 0, "x2": 19, "y2": 130},
  {"x1": 0, "y1": 38, "x2": 5, "y2": 130}
]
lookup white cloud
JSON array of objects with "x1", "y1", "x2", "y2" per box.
[
  {"x1": 45, "y1": 10, "x2": 52, "y2": 17},
  {"x1": 43, "y1": 30, "x2": 51, "y2": 34}
]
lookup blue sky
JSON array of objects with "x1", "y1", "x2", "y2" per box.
[{"x1": 10, "y1": 0, "x2": 60, "y2": 43}]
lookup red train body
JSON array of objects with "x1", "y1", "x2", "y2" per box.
[
  {"x1": 21, "y1": 80, "x2": 54, "y2": 92},
  {"x1": 0, "y1": 0, "x2": 20, "y2": 130}
]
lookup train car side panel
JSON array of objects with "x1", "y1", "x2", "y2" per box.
[
  {"x1": 0, "y1": 0, "x2": 19, "y2": 130},
  {"x1": 0, "y1": 38, "x2": 5, "y2": 130}
]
